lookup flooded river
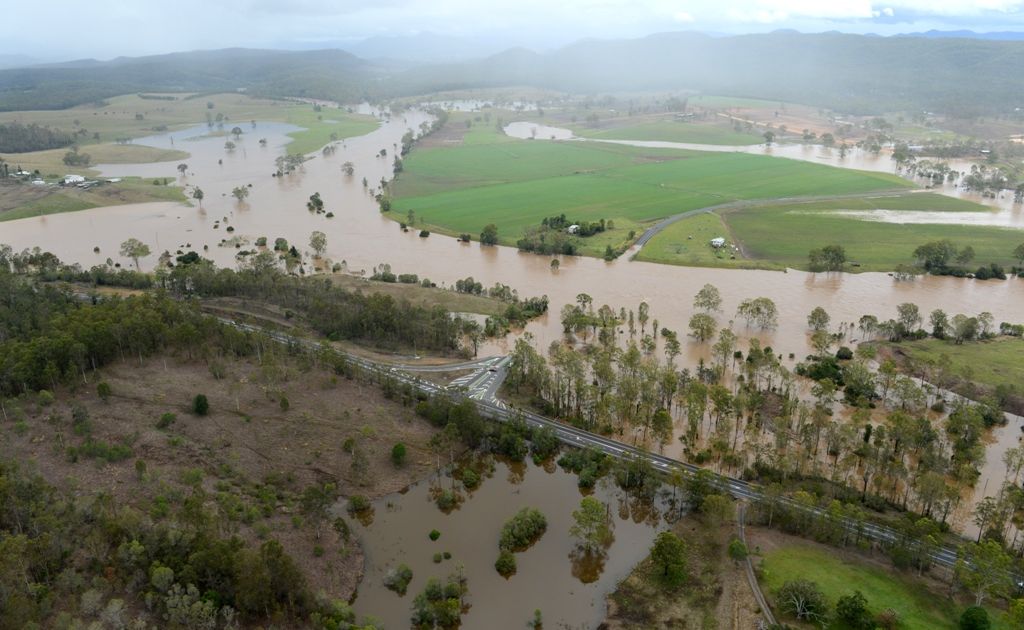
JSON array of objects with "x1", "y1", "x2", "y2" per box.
[
  {"x1": 2, "y1": 104, "x2": 1022, "y2": 538},
  {"x1": 348, "y1": 456, "x2": 666, "y2": 629}
]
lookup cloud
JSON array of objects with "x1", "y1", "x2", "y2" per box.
[{"x1": 673, "y1": 11, "x2": 696, "y2": 23}]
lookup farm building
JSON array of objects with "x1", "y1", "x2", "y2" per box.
[
  {"x1": 567, "y1": 224, "x2": 581, "y2": 234},
  {"x1": 710, "y1": 237, "x2": 726, "y2": 248},
  {"x1": 63, "y1": 174, "x2": 86, "y2": 185}
]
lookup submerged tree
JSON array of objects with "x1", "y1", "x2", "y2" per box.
[{"x1": 119, "y1": 238, "x2": 151, "y2": 270}]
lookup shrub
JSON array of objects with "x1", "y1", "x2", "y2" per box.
[
  {"x1": 499, "y1": 507, "x2": 547, "y2": 552},
  {"x1": 959, "y1": 606, "x2": 990, "y2": 630},
  {"x1": 835, "y1": 346, "x2": 854, "y2": 360},
  {"x1": 37, "y1": 390, "x2": 54, "y2": 407},
  {"x1": 461, "y1": 468, "x2": 480, "y2": 489},
  {"x1": 191, "y1": 394, "x2": 209, "y2": 416},
  {"x1": 156, "y1": 412, "x2": 176, "y2": 429},
  {"x1": 428, "y1": 529, "x2": 441, "y2": 541},
  {"x1": 836, "y1": 590, "x2": 873, "y2": 630},
  {"x1": 432, "y1": 552, "x2": 443, "y2": 563},
  {"x1": 347, "y1": 495, "x2": 371, "y2": 515},
  {"x1": 97, "y1": 381, "x2": 112, "y2": 401},
  {"x1": 384, "y1": 564, "x2": 413, "y2": 595},
  {"x1": 391, "y1": 442, "x2": 407, "y2": 467},
  {"x1": 495, "y1": 550, "x2": 517, "y2": 577},
  {"x1": 435, "y1": 489, "x2": 458, "y2": 511}
]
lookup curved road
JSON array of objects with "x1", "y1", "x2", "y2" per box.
[{"x1": 221, "y1": 318, "x2": 1019, "y2": 591}]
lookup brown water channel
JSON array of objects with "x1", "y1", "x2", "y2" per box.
[{"x1": 347, "y1": 456, "x2": 667, "y2": 629}]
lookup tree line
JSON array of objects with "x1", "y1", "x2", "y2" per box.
[{"x1": 0, "y1": 121, "x2": 76, "y2": 153}]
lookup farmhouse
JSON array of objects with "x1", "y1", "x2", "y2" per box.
[{"x1": 710, "y1": 237, "x2": 726, "y2": 248}]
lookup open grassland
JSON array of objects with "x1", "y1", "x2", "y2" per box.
[
  {"x1": 576, "y1": 119, "x2": 764, "y2": 145},
  {"x1": 634, "y1": 211, "x2": 784, "y2": 270},
  {"x1": 0, "y1": 178, "x2": 186, "y2": 221},
  {"x1": 1, "y1": 143, "x2": 189, "y2": 177},
  {"x1": 639, "y1": 193, "x2": 1023, "y2": 271},
  {"x1": 0, "y1": 92, "x2": 377, "y2": 153},
  {"x1": 760, "y1": 543, "x2": 1011, "y2": 629},
  {"x1": 878, "y1": 336, "x2": 1024, "y2": 413},
  {"x1": 391, "y1": 125, "x2": 908, "y2": 257}
]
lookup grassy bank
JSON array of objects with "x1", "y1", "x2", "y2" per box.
[
  {"x1": 391, "y1": 124, "x2": 909, "y2": 257},
  {"x1": 878, "y1": 336, "x2": 1024, "y2": 412},
  {"x1": 0, "y1": 92, "x2": 377, "y2": 154},
  {"x1": 0, "y1": 177, "x2": 187, "y2": 222},
  {"x1": 637, "y1": 193, "x2": 1022, "y2": 271},
  {"x1": 760, "y1": 543, "x2": 1010, "y2": 629}
]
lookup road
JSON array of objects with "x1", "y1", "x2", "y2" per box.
[{"x1": 221, "y1": 318, "x2": 1003, "y2": 579}]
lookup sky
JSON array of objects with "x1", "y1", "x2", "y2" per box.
[{"x1": 3, "y1": 0, "x2": 1023, "y2": 61}]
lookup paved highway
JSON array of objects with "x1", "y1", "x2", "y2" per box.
[{"x1": 224, "y1": 318, "x2": 999, "y2": 575}]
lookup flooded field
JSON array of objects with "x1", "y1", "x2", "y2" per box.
[{"x1": 348, "y1": 456, "x2": 667, "y2": 629}]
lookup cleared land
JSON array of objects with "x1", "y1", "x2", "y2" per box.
[
  {"x1": 391, "y1": 124, "x2": 909, "y2": 257},
  {"x1": 2, "y1": 353, "x2": 440, "y2": 602},
  {"x1": 0, "y1": 177, "x2": 186, "y2": 221},
  {"x1": 756, "y1": 537, "x2": 1011, "y2": 629},
  {"x1": 877, "y1": 336, "x2": 1024, "y2": 413},
  {"x1": 638, "y1": 193, "x2": 1023, "y2": 271}
]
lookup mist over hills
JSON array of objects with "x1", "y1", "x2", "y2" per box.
[{"x1": 2, "y1": 30, "x2": 1022, "y2": 116}]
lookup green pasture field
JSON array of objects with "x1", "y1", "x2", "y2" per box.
[
  {"x1": 391, "y1": 125, "x2": 909, "y2": 257},
  {"x1": 638, "y1": 193, "x2": 1022, "y2": 271},
  {"x1": 761, "y1": 544, "x2": 1011, "y2": 629}
]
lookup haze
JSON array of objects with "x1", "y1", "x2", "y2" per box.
[{"x1": 3, "y1": 0, "x2": 1024, "y2": 62}]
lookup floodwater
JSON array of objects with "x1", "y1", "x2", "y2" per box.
[
  {"x1": 3, "y1": 106, "x2": 1023, "y2": 538},
  {"x1": 827, "y1": 208, "x2": 1024, "y2": 228},
  {"x1": 348, "y1": 456, "x2": 667, "y2": 629}
]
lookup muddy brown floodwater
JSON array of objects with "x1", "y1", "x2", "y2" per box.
[
  {"x1": 2, "y1": 106, "x2": 1023, "y2": 538},
  {"x1": 346, "y1": 456, "x2": 667, "y2": 630}
]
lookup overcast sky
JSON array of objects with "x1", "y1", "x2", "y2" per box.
[{"x1": 4, "y1": 0, "x2": 1024, "y2": 61}]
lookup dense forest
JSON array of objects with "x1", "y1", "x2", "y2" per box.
[
  {"x1": 3, "y1": 32, "x2": 1024, "y2": 116},
  {"x1": 0, "y1": 121, "x2": 76, "y2": 152}
]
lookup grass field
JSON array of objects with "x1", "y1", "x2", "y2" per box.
[
  {"x1": 760, "y1": 545, "x2": 1010, "y2": 629},
  {"x1": 576, "y1": 120, "x2": 764, "y2": 145},
  {"x1": 0, "y1": 144, "x2": 190, "y2": 177},
  {"x1": 0, "y1": 178, "x2": 186, "y2": 222},
  {"x1": 638, "y1": 193, "x2": 1023, "y2": 271},
  {"x1": 391, "y1": 125, "x2": 909, "y2": 256},
  {"x1": 878, "y1": 336, "x2": 1024, "y2": 413}
]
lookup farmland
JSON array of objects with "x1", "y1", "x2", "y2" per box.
[
  {"x1": 637, "y1": 193, "x2": 1024, "y2": 271},
  {"x1": 575, "y1": 119, "x2": 764, "y2": 145},
  {"x1": 390, "y1": 124, "x2": 909, "y2": 257}
]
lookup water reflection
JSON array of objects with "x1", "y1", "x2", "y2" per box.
[{"x1": 347, "y1": 456, "x2": 666, "y2": 629}]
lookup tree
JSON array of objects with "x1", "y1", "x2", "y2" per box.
[
  {"x1": 231, "y1": 126, "x2": 243, "y2": 139},
  {"x1": 119, "y1": 238, "x2": 151, "y2": 270},
  {"x1": 1014, "y1": 242, "x2": 1024, "y2": 266},
  {"x1": 310, "y1": 231, "x2": 327, "y2": 258},
  {"x1": 807, "y1": 306, "x2": 831, "y2": 332},
  {"x1": 955, "y1": 540, "x2": 1013, "y2": 606},
  {"x1": 177, "y1": 163, "x2": 188, "y2": 176},
  {"x1": 700, "y1": 494, "x2": 734, "y2": 527},
  {"x1": 569, "y1": 496, "x2": 613, "y2": 552},
  {"x1": 836, "y1": 590, "x2": 873, "y2": 630},
  {"x1": 897, "y1": 302, "x2": 921, "y2": 332},
  {"x1": 959, "y1": 606, "x2": 991, "y2": 630},
  {"x1": 231, "y1": 186, "x2": 249, "y2": 202},
  {"x1": 391, "y1": 442, "x2": 407, "y2": 467},
  {"x1": 192, "y1": 187, "x2": 204, "y2": 207},
  {"x1": 192, "y1": 394, "x2": 209, "y2": 416},
  {"x1": 96, "y1": 381, "x2": 111, "y2": 402},
  {"x1": 480, "y1": 224, "x2": 499, "y2": 246},
  {"x1": 808, "y1": 244, "x2": 846, "y2": 271},
  {"x1": 342, "y1": 161, "x2": 355, "y2": 176},
  {"x1": 736, "y1": 297, "x2": 778, "y2": 329},
  {"x1": 777, "y1": 579, "x2": 829, "y2": 622},
  {"x1": 763, "y1": 130, "x2": 775, "y2": 145},
  {"x1": 693, "y1": 283, "x2": 722, "y2": 313},
  {"x1": 650, "y1": 531, "x2": 687, "y2": 588},
  {"x1": 727, "y1": 539, "x2": 748, "y2": 565},
  {"x1": 688, "y1": 313, "x2": 716, "y2": 342},
  {"x1": 913, "y1": 239, "x2": 958, "y2": 271}
]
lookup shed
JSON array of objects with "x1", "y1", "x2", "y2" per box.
[
  {"x1": 63, "y1": 174, "x2": 86, "y2": 185},
  {"x1": 710, "y1": 237, "x2": 726, "y2": 248},
  {"x1": 567, "y1": 224, "x2": 580, "y2": 235}
]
